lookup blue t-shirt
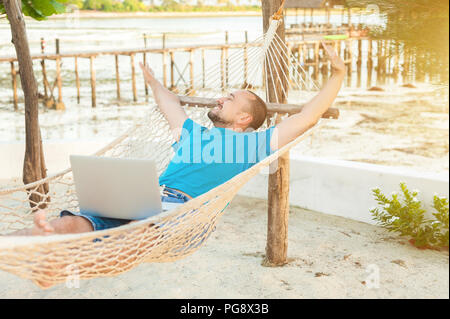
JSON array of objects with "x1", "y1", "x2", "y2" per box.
[{"x1": 159, "y1": 118, "x2": 275, "y2": 198}]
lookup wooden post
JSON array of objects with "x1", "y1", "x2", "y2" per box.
[
  {"x1": 130, "y1": 54, "x2": 137, "y2": 102},
  {"x1": 55, "y1": 57, "x2": 65, "y2": 110},
  {"x1": 189, "y1": 49, "x2": 194, "y2": 93},
  {"x1": 40, "y1": 38, "x2": 48, "y2": 100},
  {"x1": 243, "y1": 31, "x2": 248, "y2": 86},
  {"x1": 409, "y1": 50, "x2": 414, "y2": 82},
  {"x1": 55, "y1": 38, "x2": 60, "y2": 54},
  {"x1": 346, "y1": 39, "x2": 353, "y2": 87},
  {"x1": 131, "y1": 59, "x2": 139, "y2": 102},
  {"x1": 357, "y1": 38, "x2": 362, "y2": 87},
  {"x1": 337, "y1": 40, "x2": 342, "y2": 62},
  {"x1": 333, "y1": 40, "x2": 338, "y2": 58},
  {"x1": 262, "y1": 0, "x2": 289, "y2": 267},
  {"x1": 143, "y1": 33, "x2": 148, "y2": 97},
  {"x1": 90, "y1": 55, "x2": 96, "y2": 107},
  {"x1": 303, "y1": 43, "x2": 309, "y2": 80},
  {"x1": 287, "y1": 43, "x2": 292, "y2": 85},
  {"x1": 115, "y1": 54, "x2": 121, "y2": 100},
  {"x1": 162, "y1": 33, "x2": 167, "y2": 87},
  {"x1": 380, "y1": 40, "x2": 386, "y2": 84},
  {"x1": 55, "y1": 42, "x2": 64, "y2": 108},
  {"x1": 367, "y1": 39, "x2": 373, "y2": 87},
  {"x1": 225, "y1": 31, "x2": 229, "y2": 88},
  {"x1": 10, "y1": 61, "x2": 18, "y2": 111},
  {"x1": 314, "y1": 41, "x2": 320, "y2": 81},
  {"x1": 382, "y1": 40, "x2": 388, "y2": 83},
  {"x1": 74, "y1": 57, "x2": 80, "y2": 104},
  {"x1": 386, "y1": 40, "x2": 392, "y2": 78},
  {"x1": 296, "y1": 44, "x2": 301, "y2": 84},
  {"x1": 402, "y1": 46, "x2": 409, "y2": 82},
  {"x1": 393, "y1": 41, "x2": 400, "y2": 83},
  {"x1": 416, "y1": 53, "x2": 425, "y2": 83},
  {"x1": 384, "y1": 40, "x2": 389, "y2": 82},
  {"x1": 321, "y1": 45, "x2": 329, "y2": 83},
  {"x1": 201, "y1": 49, "x2": 206, "y2": 88},
  {"x1": 170, "y1": 51, "x2": 175, "y2": 90},
  {"x1": 376, "y1": 40, "x2": 382, "y2": 85},
  {"x1": 162, "y1": 51, "x2": 168, "y2": 87},
  {"x1": 220, "y1": 47, "x2": 225, "y2": 92}
]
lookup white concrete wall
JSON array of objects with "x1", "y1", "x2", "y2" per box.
[{"x1": 238, "y1": 154, "x2": 449, "y2": 225}]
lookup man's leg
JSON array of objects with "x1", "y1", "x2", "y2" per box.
[
  {"x1": 7, "y1": 209, "x2": 161, "y2": 288},
  {"x1": 9, "y1": 210, "x2": 93, "y2": 236}
]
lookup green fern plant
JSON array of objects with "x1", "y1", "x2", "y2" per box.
[{"x1": 370, "y1": 183, "x2": 449, "y2": 249}]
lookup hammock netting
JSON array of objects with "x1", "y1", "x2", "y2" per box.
[{"x1": 0, "y1": 17, "x2": 332, "y2": 288}]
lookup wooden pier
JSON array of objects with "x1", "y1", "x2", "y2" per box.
[{"x1": 0, "y1": 34, "x2": 416, "y2": 110}]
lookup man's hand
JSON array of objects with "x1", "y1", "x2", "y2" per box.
[
  {"x1": 139, "y1": 62, "x2": 156, "y2": 84},
  {"x1": 139, "y1": 62, "x2": 188, "y2": 138},
  {"x1": 321, "y1": 41, "x2": 346, "y2": 75},
  {"x1": 270, "y1": 42, "x2": 344, "y2": 151}
]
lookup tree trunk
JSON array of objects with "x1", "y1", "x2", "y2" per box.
[
  {"x1": 4, "y1": 0, "x2": 48, "y2": 209},
  {"x1": 261, "y1": 0, "x2": 290, "y2": 267}
]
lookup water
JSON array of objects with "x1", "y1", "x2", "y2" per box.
[
  {"x1": 0, "y1": 14, "x2": 340, "y2": 143},
  {"x1": 0, "y1": 13, "x2": 385, "y2": 55},
  {"x1": 0, "y1": 15, "x2": 447, "y2": 174},
  {"x1": 0, "y1": 16, "x2": 262, "y2": 55},
  {"x1": 0, "y1": 16, "x2": 264, "y2": 143}
]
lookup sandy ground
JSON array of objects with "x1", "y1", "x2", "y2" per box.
[
  {"x1": 0, "y1": 195, "x2": 448, "y2": 299},
  {"x1": 291, "y1": 85, "x2": 449, "y2": 174}
]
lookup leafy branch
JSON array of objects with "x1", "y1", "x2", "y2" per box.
[
  {"x1": 371, "y1": 182, "x2": 449, "y2": 249},
  {"x1": 0, "y1": 0, "x2": 66, "y2": 21}
]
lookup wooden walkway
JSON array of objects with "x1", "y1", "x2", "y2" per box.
[{"x1": 1, "y1": 35, "x2": 410, "y2": 111}]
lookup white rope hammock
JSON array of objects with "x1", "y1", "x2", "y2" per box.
[{"x1": 0, "y1": 17, "x2": 330, "y2": 288}]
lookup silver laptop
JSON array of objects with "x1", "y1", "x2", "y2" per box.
[{"x1": 70, "y1": 155, "x2": 164, "y2": 220}]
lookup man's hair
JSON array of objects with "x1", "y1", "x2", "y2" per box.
[{"x1": 245, "y1": 91, "x2": 267, "y2": 130}]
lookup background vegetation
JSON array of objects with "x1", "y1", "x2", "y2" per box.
[
  {"x1": 1, "y1": 0, "x2": 66, "y2": 20},
  {"x1": 371, "y1": 183, "x2": 449, "y2": 249},
  {"x1": 65, "y1": 0, "x2": 260, "y2": 12}
]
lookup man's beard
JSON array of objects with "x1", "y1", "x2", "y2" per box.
[{"x1": 207, "y1": 109, "x2": 232, "y2": 127}]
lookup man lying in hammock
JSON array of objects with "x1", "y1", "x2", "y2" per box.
[{"x1": 14, "y1": 42, "x2": 345, "y2": 236}]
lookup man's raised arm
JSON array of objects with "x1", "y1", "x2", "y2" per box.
[
  {"x1": 139, "y1": 63, "x2": 188, "y2": 139},
  {"x1": 270, "y1": 42, "x2": 345, "y2": 151}
]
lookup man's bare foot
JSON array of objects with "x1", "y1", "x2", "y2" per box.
[
  {"x1": 32, "y1": 210, "x2": 55, "y2": 235},
  {"x1": 8, "y1": 209, "x2": 55, "y2": 236}
]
